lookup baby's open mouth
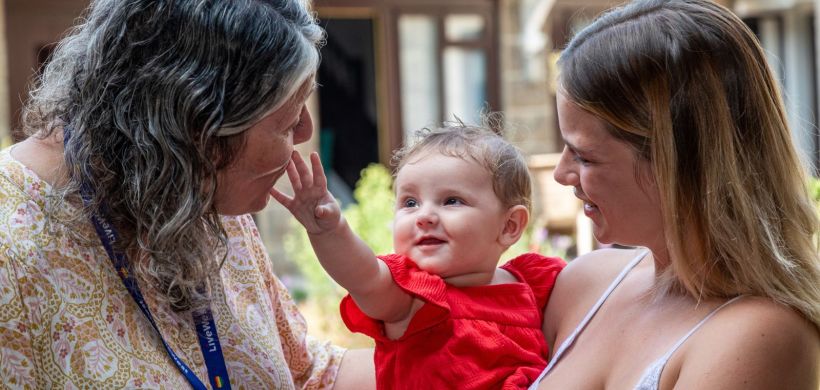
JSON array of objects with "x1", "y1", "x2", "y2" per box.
[{"x1": 417, "y1": 238, "x2": 445, "y2": 246}]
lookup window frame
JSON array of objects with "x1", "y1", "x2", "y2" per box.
[{"x1": 315, "y1": 0, "x2": 500, "y2": 165}]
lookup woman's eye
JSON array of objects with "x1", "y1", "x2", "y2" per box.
[
  {"x1": 444, "y1": 197, "x2": 463, "y2": 206},
  {"x1": 563, "y1": 145, "x2": 591, "y2": 166},
  {"x1": 289, "y1": 119, "x2": 302, "y2": 133},
  {"x1": 572, "y1": 154, "x2": 590, "y2": 165}
]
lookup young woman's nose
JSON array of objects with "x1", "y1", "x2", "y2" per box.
[{"x1": 554, "y1": 145, "x2": 580, "y2": 186}]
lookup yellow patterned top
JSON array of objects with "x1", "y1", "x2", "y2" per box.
[{"x1": 0, "y1": 147, "x2": 344, "y2": 389}]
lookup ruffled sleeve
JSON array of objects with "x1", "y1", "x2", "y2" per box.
[
  {"x1": 341, "y1": 254, "x2": 449, "y2": 341},
  {"x1": 501, "y1": 253, "x2": 566, "y2": 310}
]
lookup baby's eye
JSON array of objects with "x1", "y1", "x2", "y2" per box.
[
  {"x1": 444, "y1": 197, "x2": 464, "y2": 206},
  {"x1": 402, "y1": 198, "x2": 418, "y2": 208}
]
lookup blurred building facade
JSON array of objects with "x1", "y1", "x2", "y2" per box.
[{"x1": 0, "y1": 0, "x2": 816, "y2": 260}]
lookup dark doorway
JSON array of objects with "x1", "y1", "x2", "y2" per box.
[{"x1": 318, "y1": 18, "x2": 380, "y2": 204}]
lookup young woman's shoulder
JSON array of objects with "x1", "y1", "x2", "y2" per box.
[
  {"x1": 552, "y1": 247, "x2": 647, "y2": 300},
  {"x1": 677, "y1": 296, "x2": 819, "y2": 389},
  {"x1": 542, "y1": 247, "x2": 647, "y2": 347}
]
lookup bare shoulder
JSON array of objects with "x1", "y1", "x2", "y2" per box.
[
  {"x1": 549, "y1": 247, "x2": 647, "y2": 304},
  {"x1": 677, "y1": 297, "x2": 819, "y2": 389},
  {"x1": 542, "y1": 248, "x2": 648, "y2": 346}
]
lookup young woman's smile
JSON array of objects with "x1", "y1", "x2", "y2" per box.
[{"x1": 554, "y1": 92, "x2": 663, "y2": 248}]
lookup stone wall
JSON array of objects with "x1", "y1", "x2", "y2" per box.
[{"x1": 499, "y1": 0, "x2": 559, "y2": 156}]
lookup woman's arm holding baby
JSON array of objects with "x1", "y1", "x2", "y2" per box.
[{"x1": 272, "y1": 151, "x2": 414, "y2": 323}]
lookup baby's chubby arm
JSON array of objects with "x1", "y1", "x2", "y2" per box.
[{"x1": 271, "y1": 151, "x2": 414, "y2": 323}]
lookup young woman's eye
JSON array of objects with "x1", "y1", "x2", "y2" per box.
[
  {"x1": 572, "y1": 153, "x2": 591, "y2": 165},
  {"x1": 402, "y1": 198, "x2": 418, "y2": 208},
  {"x1": 563, "y1": 145, "x2": 591, "y2": 166},
  {"x1": 444, "y1": 197, "x2": 463, "y2": 206}
]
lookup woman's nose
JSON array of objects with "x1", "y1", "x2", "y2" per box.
[
  {"x1": 293, "y1": 105, "x2": 313, "y2": 145},
  {"x1": 554, "y1": 146, "x2": 579, "y2": 186}
]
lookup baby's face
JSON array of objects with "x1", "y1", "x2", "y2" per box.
[{"x1": 392, "y1": 153, "x2": 509, "y2": 283}]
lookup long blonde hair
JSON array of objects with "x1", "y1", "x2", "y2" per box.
[{"x1": 559, "y1": 0, "x2": 820, "y2": 326}]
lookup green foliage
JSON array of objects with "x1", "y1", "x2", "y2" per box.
[
  {"x1": 283, "y1": 163, "x2": 394, "y2": 347},
  {"x1": 284, "y1": 164, "x2": 395, "y2": 298},
  {"x1": 343, "y1": 164, "x2": 396, "y2": 255}
]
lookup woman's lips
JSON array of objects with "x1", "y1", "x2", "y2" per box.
[
  {"x1": 583, "y1": 201, "x2": 599, "y2": 216},
  {"x1": 574, "y1": 187, "x2": 598, "y2": 216},
  {"x1": 264, "y1": 162, "x2": 291, "y2": 185}
]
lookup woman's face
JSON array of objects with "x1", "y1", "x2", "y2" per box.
[
  {"x1": 554, "y1": 92, "x2": 665, "y2": 249},
  {"x1": 214, "y1": 83, "x2": 314, "y2": 215}
]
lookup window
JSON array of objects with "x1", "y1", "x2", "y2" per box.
[
  {"x1": 398, "y1": 9, "x2": 497, "y2": 140},
  {"x1": 316, "y1": 0, "x2": 499, "y2": 163}
]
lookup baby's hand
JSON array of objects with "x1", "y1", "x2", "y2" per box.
[{"x1": 271, "y1": 151, "x2": 342, "y2": 235}]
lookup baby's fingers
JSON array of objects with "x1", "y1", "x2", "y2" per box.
[
  {"x1": 283, "y1": 157, "x2": 302, "y2": 192},
  {"x1": 309, "y1": 152, "x2": 328, "y2": 189},
  {"x1": 291, "y1": 150, "x2": 314, "y2": 189},
  {"x1": 269, "y1": 187, "x2": 293, "y2": 206},
  {"x1": 314, "y1": 204, "x2": 332, "y2": 219},
  {"x1": 314, "y1": 202, "x2": 340, "y2": 221}
]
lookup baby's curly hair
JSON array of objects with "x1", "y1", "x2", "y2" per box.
[{"x1": 392, "y1": 121, "x2": 532, "y2": 211}]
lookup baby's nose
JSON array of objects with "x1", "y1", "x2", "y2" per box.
[{"x1": 415, "y1": 211, "x2": 439, "y2": 227}]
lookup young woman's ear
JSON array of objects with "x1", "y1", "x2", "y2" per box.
[{"x1": 499, "y1": 205, "x2": 529, "y2": 247}]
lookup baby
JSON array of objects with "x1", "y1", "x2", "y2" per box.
[{"x1": 273, "y1": 124, "x2": 565, "y2": 389}]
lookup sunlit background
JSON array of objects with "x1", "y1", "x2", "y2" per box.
[{"x1": 3, "y1": 0, "x2": 818, "y2": 348}]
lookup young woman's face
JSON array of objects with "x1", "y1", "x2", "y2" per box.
[
  {"x1": 392, "y1": 153, "x2": 511, "y2": 281},
  {"x1": 214, "y1": 82, "x2": 314, "y2": 215},
  {"x1": 554, "y1": 92, "x2": 665, "y2": 249}
]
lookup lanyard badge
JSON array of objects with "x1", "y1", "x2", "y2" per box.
[{"x1": 66, "y1": 126, "x2": 232, "y2": 389}]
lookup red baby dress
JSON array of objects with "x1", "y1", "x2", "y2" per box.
[{"x1": 341, "y1": 253, "x2": 565, "y2": 390}]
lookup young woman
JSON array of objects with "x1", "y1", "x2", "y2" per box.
[{"x1": 531, "y1": 0, "x2": 820, "y2": 388}]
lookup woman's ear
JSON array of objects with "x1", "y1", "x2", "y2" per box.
[{"x1": 499, "y1": 205, "x2": 529, "y2": 248}]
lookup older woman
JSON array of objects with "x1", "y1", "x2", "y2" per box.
[
  {"x1": 0, "y1": 0, "x2": 373, "y2": 388},
  {"x1": 530, "y1": 0, "x2": 820, "y2": 389}
]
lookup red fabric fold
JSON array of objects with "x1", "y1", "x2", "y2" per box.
[{"x1": 340, "y1": 253, "x2": 566, "y2": 389}]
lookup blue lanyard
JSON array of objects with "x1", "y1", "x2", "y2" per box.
[{"x1": 66, "y1": 127, "x2": 231, "y2": 390}]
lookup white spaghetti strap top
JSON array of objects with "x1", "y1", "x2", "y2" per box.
[
  {"x1": 528, "y1": 250, "x2": 649, "y2": 390},
  {"x1": 632, "y1": 295, "x2": 744, "y2": 390},
  {"x1": 527, "y1": 249, "x2": 744, "y2": 390}
]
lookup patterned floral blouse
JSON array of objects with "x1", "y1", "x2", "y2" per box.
[{"x1": 0, "y1": 147, "x2": 345, "y2": 389}]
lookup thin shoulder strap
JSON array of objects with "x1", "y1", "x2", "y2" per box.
[
  {"x1": 659, "y1": 295, "x2": 745, "y2": 362},
  {"x1": 528, "y1": 249, "x2": 649, "y2": 389},
  {"x1": 633, "y1": 295, "x2": 746, "y2": 390}
]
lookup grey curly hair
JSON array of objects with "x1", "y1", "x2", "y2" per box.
[{"x1": 24, "y1": 0, "x2": 324, "y2": 310}]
